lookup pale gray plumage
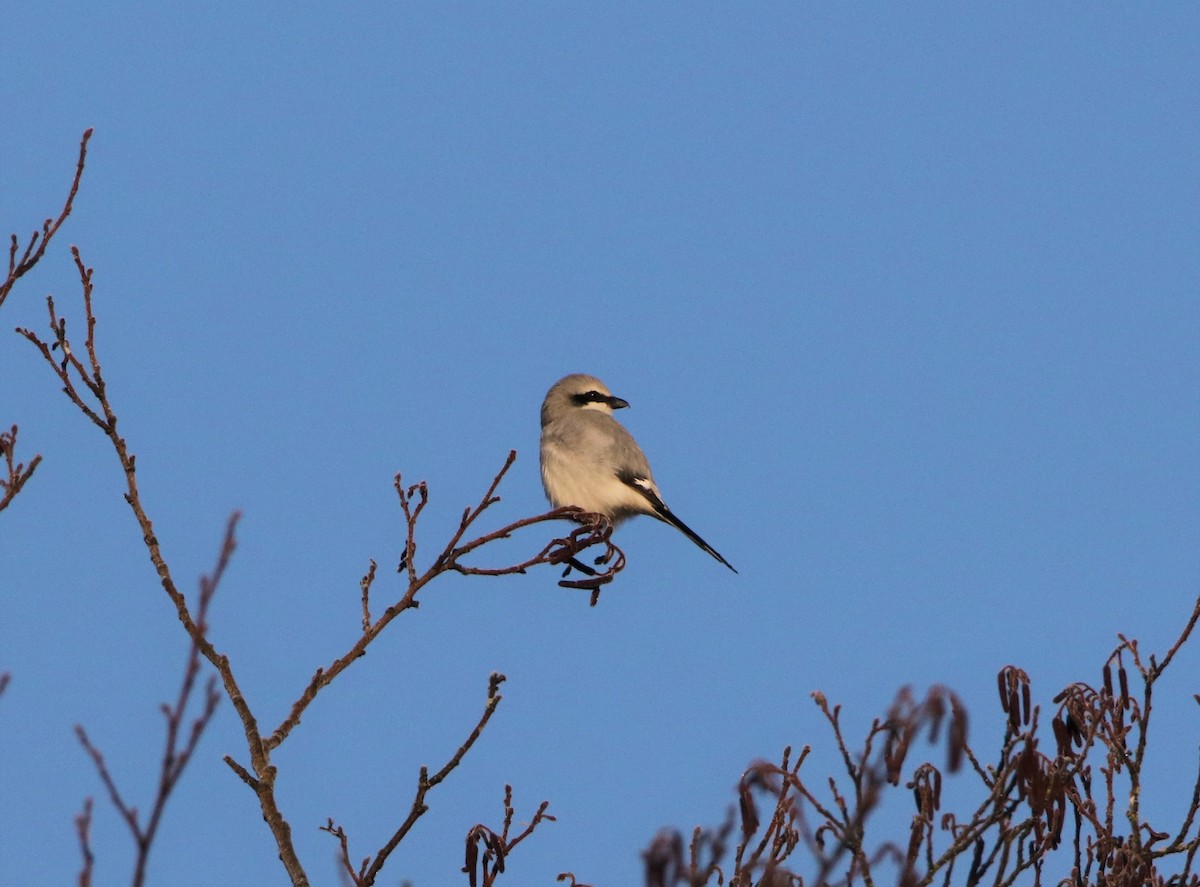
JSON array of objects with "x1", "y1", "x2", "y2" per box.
[{"x1": 540, "y1": 373, "x2": 736, "y2": 572}]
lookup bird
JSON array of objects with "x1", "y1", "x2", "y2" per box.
[{"x1": 539, "y1": 373, "x2": 736, "y2": 572}]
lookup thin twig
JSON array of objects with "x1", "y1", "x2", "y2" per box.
[
  {"x1": 21, "y1": 224, "x2": 630, "y2": 887},
  {"x1": 322, "y1": 673, "x2": 509, "y2": 887},
  {"x1": 17, "y1": 252, "x2": 309, "y2": 884},
  {"x1": 359, "y1": 559, "x2": 376, "y2": 633},
  {"x1": 0, "y1": 425, "x2": 43, "y2": 513},
  {"x1": 75, "y1": 797, "x2": 95, "y2": 887},
  {"x1": 268, "y1": 464, "x2": 622, "y2": 752},
  {"x1": 646, "y1": 597, "x2": 1200, "y2": 887},
  {"x1": 74, "y1": 515, "x2": 232, "y2": 887},
  {"x1": 461, "y1": 784, "x2": 556, "y2": 887},
  {"x1": 1, "y1": 128, "x2": 92, "y2": 309}
]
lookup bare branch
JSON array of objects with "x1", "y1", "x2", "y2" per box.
[
  {"x1": 648, "y1": 596, "x2": 1200, "y2": 887},
  {"x1": 359, "y1": 559, "x2": 376, "y2": 633},
  {"x1": 17, "y1": 251, "x2": 309, "y2": 883},
  {"x1": 320, "y1": 819, "x2": 369, "y2": 886},
  {"x1": 74, "y1": 515, "x2": 231, "y2": 887},
  {"x1": 0, "y1": 425, "x2": 43, "y2": 513},
  {"x1": 1, "y1": 128, "x2": 92, "y2": 309},
  {"x1": 461, "y1": 784, "x2": 556, "y2": 887},
  {"x1": 321, "y1": 673, "x2": 509, "y2": 887},
  {"x1": 555, "y1": 873, "x2": 596, "y2": 887},
  {"x1": 267, "y1": 465, "x2": 623, "y2": 753},
  {"x1": 75, "y1": 797, "x2": 94, "y2": 887},
  {"x1": 21, "y1": 232, "x2": 629, "y2": 887}
]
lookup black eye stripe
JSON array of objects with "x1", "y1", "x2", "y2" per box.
[{"x1": 572, "y1": 390, "x2": 609, "y2": 405}]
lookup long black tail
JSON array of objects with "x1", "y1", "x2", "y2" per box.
[
  {"x1": 656, "y1": 504, "x2": 738, "y2": 573},
  {"x1": 618, "y1": 472, "x2": 737, "y2": 573}
]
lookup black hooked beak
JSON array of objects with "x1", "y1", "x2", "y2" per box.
[{"x1": 607, "y1": 395, "x2": 630, "y2": 410}]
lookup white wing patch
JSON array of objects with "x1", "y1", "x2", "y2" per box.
[{"x1": 629, "y1": 476, "x2": 661, "y2": 498}]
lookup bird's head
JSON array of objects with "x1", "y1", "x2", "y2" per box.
[{"x1": 541, "y1": 374, "x2": 629, "y2": 426}]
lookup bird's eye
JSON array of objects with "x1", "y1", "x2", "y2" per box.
[{"x1": 572, "y1": 390, "x2": 606, "y2": 405}]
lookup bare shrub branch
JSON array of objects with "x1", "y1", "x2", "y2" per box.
[
  {"x1": 647, "y1": 596, "x2": 1200, "y2": 887},
  {"x1": 0, "y1": 425, "x2": 42, "y2": 513},
  {"x1": 1, "y1": 128, "x2": 92, "y2": 512},
  {"x1": 322, "y1": 674, "x2": 513, "y2": 886},
  {"x1": 556, "y1": 874, "x2": 597, "y2": 887},
  {"x1": 74, "y1": 514, "x2": 230, "y2": 887},
  {"x1": 461, "y1": 784, "x2": 556, "y2": 887},
  {"x1": 75, "y1": 797, "x2": 95, "y2": 887},
  {"x1": 1, "y1": 128, "x2": 92, "y2": 309},
  {"x1": 19, "y1": 246, "x2": 616, "y2": 886},
  {"x1": 267, "y1": 473, "x2": 621, "y2": 754}
]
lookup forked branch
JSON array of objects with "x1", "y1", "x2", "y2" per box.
[
  {"x1": 322, "y1": 673, "x2": 509, "y2": 887},
  {"x1": 21, "y1": 246, "x2": 618, "y2": 886},
  {"x1": 74, "y1": 514, "x2": 231, "y2": 887},
  {"x1": 268, "y1": 459, "x2": 623, "y2": 752},
  {"x1": 645, "y1": 596, "x2": 1200, "y2": 887},
  {"x1": 2, "y1": 128, "x2": 93, "y2": 512},
  {"x1": 462, "y1": 784, "x2": 556, "y2": 887},
  {"x1": 1, "y1": 128, "x2": 92, "y2": 309},
  {"x1": 0, "y1": 425, "x2": 42, "y2": 514}
]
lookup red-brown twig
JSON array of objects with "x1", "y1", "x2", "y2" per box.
[
  {"x1": 322, "y1": 673, "x2": 510, "y2": 887},
  {"x1": 269, "y1": 460, "x2": 622, "y2": 752},
  {"x1": 359, "y1": 559, "x2": 376, "y2": 632},
  {"x1": 1, "y1": 128, "x2": 92, "y2": 310},
  {"x1": 1, "y1": 129, "x2": 91, "y2": 512},
  {"x1": 75, "y1": 797, "x2": 95, "y2": 887},
  {"x1": 399, "y1": 450, "x2": 625, "y2": 599},
  {"x1": 461, "y1": 784, "x2": 556, "y2": 887},
  {"x1": 18, "y1": 250, "x2": 309, "y2": 884},
  {"x1": 0, "y1": 425, "x2": 42, "y2": 513},
  {"x1": 320, "y1": 820, "x2": 368, "y2": 886},
  {"x1": 20, "y1": 236, "x2": 627, "y2": 887},
  {"x1": 74, "y1": 514, "x2": 231, "y2": 887},
  {"x1": 554, "y1": 874, "x2": 596, "y2": 887},
  {"x1": 646, "y1": 596, "x2": 1200, "y2": 887}
]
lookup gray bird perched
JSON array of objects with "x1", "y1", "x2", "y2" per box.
[{"x1": 539, "y1": 373, "x2": 736, "y2": 572}]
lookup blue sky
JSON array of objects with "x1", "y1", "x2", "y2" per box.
[{"x1": 2, "y1": 5, "x2": 1198, "y2": 885}]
